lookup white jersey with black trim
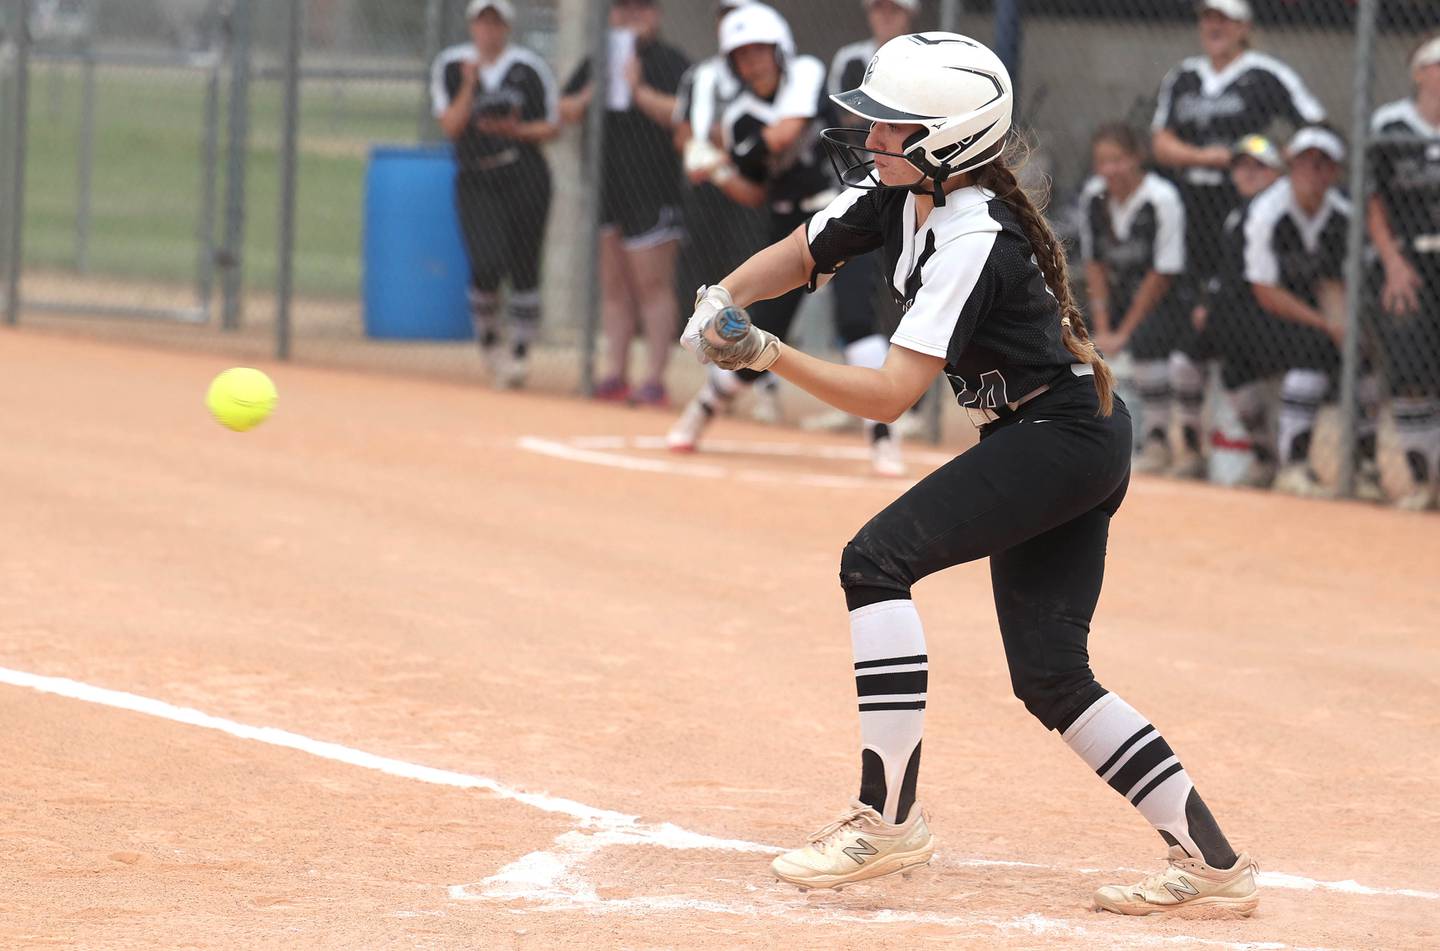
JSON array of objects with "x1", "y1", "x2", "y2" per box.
[
  {"x1": 1370, "y1": 98, "x2": 1440, "y2": 259},
  {"x1": 675, "y1": 54, "x2": 743, "y2": 142},
  {"x1": 1078, "y1": 172, "x2": 1185, "y2": 319},
  {"x1": 807, "y1": 185, "x2": 1084, "y2": 417},
  {"x1": 431, "y1": 42, "x2": 558, "y2": 172},
  {"x1": 1242, "y1": 177, "x2": 1349, "y2": 306}
]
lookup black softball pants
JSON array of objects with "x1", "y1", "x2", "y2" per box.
[
  {"x1": 840, "y1": 376, "x2": 1133, "y2": 732},
  {"x1": 455, "y1": 164, "x2": 552, "y2": 295}
]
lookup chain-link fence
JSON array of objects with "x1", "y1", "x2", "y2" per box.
[{"x1": 4, "y1": 1, "x2": 1439, "y2": 506}]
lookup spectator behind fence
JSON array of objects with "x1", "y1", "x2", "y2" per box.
[
  {"x1": 1368, "y1": 34, "x2": 1440, "y2": 511},
  {"x1": 799, "y1": 0, "x2": 917, "y2": 471},
  {"x1": 1150, "y1": 0, "x2": 1324, "y2": 331},
  {"x1": 1241, "y1": 126, "x2": 1382, "y2": 501},
  {"x1": 1079, "y1": 124, "x2": 1189, "y2": 475},
  {"x1": 1190, "y1": 134, "x2": 1286, "y2": 488},
  {"x1": 666, "y1": 5, "x2": 878, "y2": 469},
  {"x1": 559, "y1": 0, "x2": 690, "y2": 408},
  {"x1": 431, "y1": 0, "x2": 558, "y2": 389}
]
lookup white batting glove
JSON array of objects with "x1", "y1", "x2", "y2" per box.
[
  {"x1": 683, "y1": 138, "x2": 724, "y2": 177},
  {"x1": 680, "y1": 284, "x2": 734, "y2": 361},
  {"x1": 700, "y1": 321, "x2": 780, "y2": 372}
]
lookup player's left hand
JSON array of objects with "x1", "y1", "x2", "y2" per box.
[{"x1": 701, "y1": 323, "x2": 780, "y2": 372}]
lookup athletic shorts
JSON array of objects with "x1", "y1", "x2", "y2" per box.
[{"x1": 602, "y1": 173, "x2": 683, "y2": 250}]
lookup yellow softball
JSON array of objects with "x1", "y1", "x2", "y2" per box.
[{"x1": 206, "y1": 367, "x2": 277, "y2": 432}]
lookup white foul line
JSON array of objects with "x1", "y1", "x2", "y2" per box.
[{"x1": 0, "y1": 664, "x2": 1432, "y2": 950}]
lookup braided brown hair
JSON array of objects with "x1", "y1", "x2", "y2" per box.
[{"x1": 970, "y1": 138, "x2": 1116, "y2": 416}]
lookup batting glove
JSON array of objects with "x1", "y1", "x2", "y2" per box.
[
  {"x1": 680, "y1": 284, "x2": 735, "y2": 361},
  {"x1": 699, "y1": 314, "x2": 781, "y2": 372}
]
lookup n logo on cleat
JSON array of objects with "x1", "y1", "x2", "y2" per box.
[
  {"x1": 842, "y1": 838, "x2": 878, "y2": 865},
  {"x1": 1164, "y1": 876, "x2": 1199, "y2": 901}
]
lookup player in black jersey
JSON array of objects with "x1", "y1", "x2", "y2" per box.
[
  {"x1": 559, "y1": 0, "x2": 689, "y2": 408},
  {"x1": 1240, "y1": 127, "x2": 1381, "y2": 500},
  {"x1": 682, "y1": 33, "x2": 1257, "y2": 915},
  {"x1": 1151, "y1": 0, "x2": 1324, "y2": 324},
  {"x1": 668, "y1": 4, "x2": 901, "y2": 473},
  {"x1": 1078, "y1": 123, "x2": 1192, "y2": 476},
  {"x1": 1193, "y1": 134, "x2": 1286, "y2": 487},
  {"x1": 431, "y1": 0, "x2": 558, "y2": 389},
  {"x1": 1369, "y1": 35, "x2": 1440, "y2": 511}
]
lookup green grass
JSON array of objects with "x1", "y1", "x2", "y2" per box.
[{"x1": 22, "y1": 62, "x2": 425, "y2": 298}]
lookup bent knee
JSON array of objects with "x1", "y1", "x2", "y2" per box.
[{"x1": 1012, "y1": 672, "x2": 1107, "y2": 732}]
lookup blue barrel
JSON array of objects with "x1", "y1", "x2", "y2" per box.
[{"x1": 362, "y1": 145, "x2": 473, "y2": 340}]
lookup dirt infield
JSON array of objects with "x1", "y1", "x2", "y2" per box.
[{"x1": 2, "y1": 328, "x2": 1437, "y2": 950}]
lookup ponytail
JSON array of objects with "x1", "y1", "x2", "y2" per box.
[{"x1": 971, "y1": 138, "x2": 1116, "y2": 416}]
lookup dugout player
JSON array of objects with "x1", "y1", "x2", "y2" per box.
[
  {"x1": 559, "y1": 0, "x2": 689, "y2": 407},
  {"x1": 668, "y1": 4, "x2": 905, "y2": 477},
  {"x1": 1193, "y1": 134, "x2": 1286, "y2": 487},
  {"x1": 1242, "y1": 127, "x2": 1381, "y2": 500},
  {"x1": 1368, "y1": 35, "x2": 1440, "y2": 511},
  {"x1": 432, "y1": 0, "x2": 558, "y2": 389},
  {"x1": 1078, "y1": 123, "x2": 1191, "y2": 475},
  {"x1": 681, "y1": 33, "x2": 1257, "y2": 915},
  {"x1": 1151, "y1": 0, "x2": 1326, "y2": 454}
]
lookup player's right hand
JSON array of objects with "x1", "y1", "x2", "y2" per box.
[{"x1": 1381, "y1": 254, "x2": 1422, "y2": 317}]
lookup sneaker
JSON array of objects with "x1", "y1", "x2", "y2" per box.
[
  {"x1": 1094, "y1": 847, "x2": 1258, "y2": 917},
  {"x1": 1169, "y1": 450, "x2": 1207, "y2": 480},
  {"x1": 801, "y1": 408, "x2": 860, "y2": 433},
  {"x1": 592, "y1": 376, "x2": 630, "y2": 403},
  {"x1": 1273, "y1": 463, "x2": 1330, "y2": 498},
  {"x1": 771, "y1": 801, "x2": 934, "y2": 891},
  {"x1": 751, "y1": 379, "x2": 782, "y2": 424},
  {"x1": 1395, "y1": 483, "x2": 1438, "y2": 512},
  {"x1": 1133, "y1": 438, "x2": 1172, "y2": 475},
  {"x1": 632, "y1": 381, "x2": 669, "y2": 408},
  {"x1": 497, "y1": 353, "x2": 528, "y2": 390},
  {"x1": 1355, "y1": 460, "x2": 1386, "y2": 504},
  {"x1": 870, "y1": 433, "x2": 907, "y2": 478},
  {"x1": 666, "y1": 394, "x2": 714, "y2": 452},
  {"x1": 479, "y1": 344, "x2": 504, "y2": 382},
  {"x1": 1238, "y1": 457, "x2": 1277, "y2": 490}
]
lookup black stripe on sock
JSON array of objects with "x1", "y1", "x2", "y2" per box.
[
  {"x1": 854, "y1": 654, "x2": 927, "y2": 670},
  {"x1": 858, "y1": 701, "x2": 926, "y2": 712},
  {"x1": 856, "y1": 670, "x2": 928, "y2": 697},
  {"x1": 858, "y1": 748, "x2": 886, "y2": 816},
  {"x1": 1130, "y1": 762, "x2": 1185, "y2": 807},
  {"x1": 895, "y1": 741, "x2": 922, "y2": 825},
  {"x1": 1107, "y1": 737, "x2": 1176, "y2": 798},
  {"x1": 1095, "y1": 725, "x2": 1154, "y2": 778}
]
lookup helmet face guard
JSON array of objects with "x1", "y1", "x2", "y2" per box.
[{"x1": 821, "y1": 124, "x2": 1003, "y2": 207}]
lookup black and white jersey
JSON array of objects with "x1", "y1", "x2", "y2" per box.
[
  {"x1": 675, "y1": 55, "x2": 744, "y2": 143},
  {"x1": 431, "y1": 42, "x2": 558, "y2": 173},
  {"x1": 828, "y1": 39, "x2": 875, "y2": 100},
  {"x1": 1371, "y1": 98, "x2": 1440, "y2": 261},
  {"x1": 720, "y1": 54, "x2": 835, "y2": 213},
  {"x1": 808, "y1": 186, "x2": 1083, "y2": 416},
  {"x1": 1152, "y1": 51, "x2": 1325, "y2": 188},
  {"x1": 1078, "y1": 172, "x2": 1186, "y2": 316},
  {"x1": 1243, "y1": 177, "x2": 1349, "y2": 307}
]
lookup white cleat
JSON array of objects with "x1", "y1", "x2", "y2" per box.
[
  {"x1": 870, "y1": 433, "x2": 907, "y2": 478},
  {"x1": 1238, "y1": 457, "x2": 1277, "y2": 489},
  {"x1": 496, "y1": 353, "x2": 528, "y2": 390},
  {"x1": 770, "y1": 801, "x2": 934, "y2": 891},
  {"x1": 666, "y1": 396, "x2": 713, "y2": 453},
  {"x1": 1094, "y1": 847, "x2": 1259, "y2": 918},
  {"x1": 1273, "y1": 463, "x2": 1331, "y2": 498},
  {"x1": 1133, "y1": 439, "x2": 1172, "y2": 475},
  {"x1": 801, "y1": 408, "x2": 861, "y2": 433},
  {"x1": 1395, "y1": 483, "x2": 1438, "y2": 512},
  {"x1": 1354, "y1": 461, "x2": 1387, "y2": 504}
]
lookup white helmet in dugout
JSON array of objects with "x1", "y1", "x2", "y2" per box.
[
  {"x1": 826, "y1": 32, "x2": 1013, "y2": 205},
  {"x1": 719, "y1": 3, "x2": 796, "y2": 63}
]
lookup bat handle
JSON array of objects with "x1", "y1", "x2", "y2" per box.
[{"x1": 703, "y1": 305, "x2": 752, "y2": 348}]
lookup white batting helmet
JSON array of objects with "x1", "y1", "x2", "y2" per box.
[
  {"x1": 824, "y1": 32, "x2": 1013, "y2": 205},
  {"x1": 719, "y1": 3, "x2": 795, "y2": 62}
]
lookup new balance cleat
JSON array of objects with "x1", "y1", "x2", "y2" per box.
[
  {"x1": 1094, "y1": 847, "x2": 1258, "y2": 917},
  {"x1": 771, "y1": 802, "x2": 933, "y2": 890},
  {"x1": 666, "y1": 395, "x2": 714, "y2": 452}
]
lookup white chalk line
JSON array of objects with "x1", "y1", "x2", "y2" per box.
[{"x1": 1, "y1": 665, "x2": 1433, "y2": 949}]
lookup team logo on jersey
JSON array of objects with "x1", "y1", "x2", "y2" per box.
[{"x1": 1174, "y1": 90, "x2": 1246, "y2": 126}]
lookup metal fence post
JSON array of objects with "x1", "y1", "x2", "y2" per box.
[
  {"x1": 75, "y1": 36, "x2": 95, "y2": 272},
  {"x1": 1336, "y1": 0, "x2": 1380, "y2": 499},
  {"x1": 577, "y1": 0, "x2": 610, "y2": 397},
  {"x1": 417, "y1": 0, "x2": 444, "y2": 143},
  {"x1": 939, "y1": 0, "x2": 964, "y2": 34},
  {"x1": 4, "y1": 0, "x2": 30, "y2": 327},
  {"x1": 220, "y1": 0, "x2": 254, "y2": 331},
  {"x1": 274, "y1": 0, "x2": 302, "y2": 361},
  {"x1": 196, "y1": 0, "x2": 224, "y2": 315}
]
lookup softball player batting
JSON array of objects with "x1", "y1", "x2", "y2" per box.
[{"x1": 683, "y1": 34, "x2": 1257, "y2": 915}]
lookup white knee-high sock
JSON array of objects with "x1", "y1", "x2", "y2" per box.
[
  {"x1": 1393, "y1": 397, "x2": 1440, "y2": 486},
  {"x1": 1134, "y1": 359, "x2": 1172, "y2": 445},
  {"x1": 1169, "y1": 352, "x2": 1205, "y2": 454},
  {"x1": 1062, "y1": 693, "x2": 1237, "y2": 868},
  {"x1": 851, "y1": 599, "x2": 927, "y2": 824},
  {"x1": 699, "y1": 364, "x2": 744, "y2": 412},
  {"x1": 468, "y1": 288, "x2": 500, "y2": 348},
  {"x1": 1278, "y1": 369, "x2": 1329, "y2": 466}
]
